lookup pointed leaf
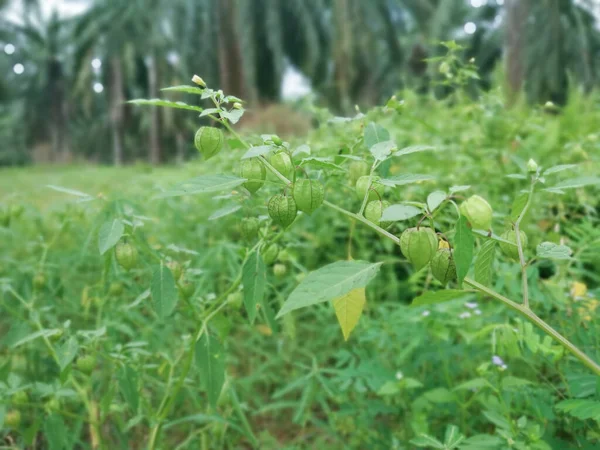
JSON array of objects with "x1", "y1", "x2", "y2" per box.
[
  {"x1": 98, "y1": 219, "x2": 124, "y2": 255},
  {"x1": 370, "y1": 140, "x2": 396, "y2": 161},
  {"x1": 242, "y1": 251, "x2": 266, "y2": 324},
  {"x1": 118, "y1": 365, "x2": 139, "y2": 412},
  {"x1": 380, "y1": 174, "x2": 435, "y2": 186},
  {"x1": 474, "y1": 240, "x2": 497, "y2": 286},
  {"x1": 156, "y1": 175, "x2": 246, "y2": 198},
  {"x1": 161, "y1": 85, "x2": 206, "y2": 95},
  {"x1": 332, "y1": 288, "x2": 366, "y2": 341},
  {"x1": 195, "y1": 333, "x2": 225, "y2": 408},
  {"x1": 128, "y1": 98, "x2": 203, "y2": 112},
  {"x1": 44, "y1": 413, "x2": 67, "y2": 450},
  {"x1": 545, "y1": 176, "x2": 600, "y2": 192},
  {"x1": 381, "y1": 204, "x2": 423, "y2": 222},
  {"x1": 410, "y1": 434, "x2": 445, "y2": 448},
  {"x1": 536, "y1": 242, "x2": 573, "y2": 260},
  {"x1": 511, "y1": 193, "x2": 529, "y2": 222},
  {"x1": 241, "y1": 145, "x2": 274, "y2": 159},
  {"x1": 57, "y1": 337, "x2": 79, "y2": 371},
  {"x1": 454, "y1": 216, "x2": 474, "y2": 287},
  {"x1": 208, "y1": 205, "x2": 242, "y2": 221},
  {"x1": 151, "y1": 263, "x2": 178, "y2": 319},
  {"x1": 427, "y1": 191, "x2": 446, "y2": 212},
  {"x1": 363, "y1": 122, "x2": 390, "y2": 149},
  {"x1": 543, "y1": 164, "x2": 577, "y2": 175},
  {"x1": 394, "y1": 145, "x2": 436, "y2": 157},
  {"x1": 300, "y1": 157, "x2": 345, "y2": 171}
]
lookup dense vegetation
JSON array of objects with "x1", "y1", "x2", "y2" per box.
[{"x1": 2, "y1": 58, "x2": 600, "y2": 449}]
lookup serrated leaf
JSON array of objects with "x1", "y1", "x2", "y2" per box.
[
  {"x1": 128, "y1": 99, "x2": 203, "y2": 112},
  {"x1": 118, "y1": 365, "x2": 139, "y2": 412},
  {"x1": 151, "y1": 263, "x2": 178, "y2": 319},
  {"x1": 370, "y1": 140, "x2": 396, "y2": 161},
  {"x1": 332, "y1": 288, "x2": 366, "y2": 341},
  {"x1": 474, "y1": 240, "x2": 496, "y2": 286},
  {"x1": 536, "y1": 242, "x2": 573, "y2": 260},
  {"x1": 454, "y1": 216, "x2": 474, "y2": 287},
  {"x1": 380, "y1": 174, "x2": 435, "y2": 186},
  {"x1": 381, "y1": 204, "x2": 423, "y2": 221},
  {"x1": 300, "y1": 157, "x2": 345, "y2": 171},
  {"x1": 427, "y1": 191, "x2": 446, "y2": 212},
  {"x1": 241, "y1": 145, "x2": 274, "y2": 159},
  {"x1": 411, "y1": 289, "x2": 470, "y2": 306},
  {"x1": 161, "y1": 85, "x2": 206, "y2": 95},
  {"x1": 276, "y1": 261, "x2": 382, "y2": 318},
  {"x1": 545, "y1": 176, "x2": 600, "y2": 191},
  {"x1": 97, "y1": 219, "x2": 124, "y2": 255},
  {"x1": 57, "y1": 337, "x2": 79, "y2": 371},
  {"x1": 511, "y1": 193, "x2": 529, "y2": 222},
  {"x1": 195, "y1": 333, "x2": 225, "y2": 409},
  {"x1": 364, "y1": 122, "x2": 390, "y2": 149},
  {"x1": 156, "y1": 175, "x2": 246, "y2": 198},
  {"x1": 242, "y1": 251, "x2": 265, "y2": 324},
  {"x1": 555, "y1": 399, "x2": 600, "y2": 420},
  {"x1": 208, "y1": 205, "x2": 241, "y2": 221},
  {"x1": 394, "y1": 145, "x2": 435, "y2": 157}
]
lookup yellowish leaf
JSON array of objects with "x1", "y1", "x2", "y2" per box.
[{"x1": 333, "y1": 288, "x2": 366, "y2": 341}]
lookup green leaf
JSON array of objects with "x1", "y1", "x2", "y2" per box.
[
  {"x1": 555, "y1": 399, "x2": 600, "y2": 420},
  {"x1": 300, "y1": 157, "x2": 345, "y2": 172},
  {"x1": 221, "y1": 109, "x2": 244, "y2": 124},
  {"x1": 381, "y1": 204, "x2": 422, "y2": 221},
  {"x1": 161, "y1": 85, "x2": 206, "y2": 95},
  {"x1": 128, "y1": 98, "x2": 203, "y2": 113},
  {"x1": 410, "y1": 434, "x2": 445, "y2": 448},
  {"x1": 208, "y1": 205, "x2": 242, "y2": 221},
  {"x1": 453, "y1": 378, "x2": 492, "y2": 391},
  {"x1": 536, "y1": 242, "x2": 573, "y2": 260},
  {"x1": 460, "y1": 435, "x2": 503, "y2": 449},
  {"x1": 118, "y1": 365, "x2": 139, "y2": 412},
  {"x1": 57, "y1": 337, "x2": 79, "y2": 371},
  {"x1": 510, "y1": 193, "x2": 529, "y2": 222},
  {"x1": 454, "y1": 216, "x2": 474, "y2": 287},
  {"x1": 97, "y1": 219, "x2": 124, "y2": 255},
  {"x1": 199, "y1": 107, "x2": 220, "y2": 117},
  {"x1": 444, "y1": 424, "x2": 465, "y2": 449},
  {"x1": 545, "y1": 176, "x2": 600, "y2": 192},
  {"x1": 11, "y1": 328, "x2": 62, "y2": 348},
  {"x1": 242, "y1": 251, "x2": 266, "y2": 324},
  {"x1": 332, "y1": 288, "x2": 366, "y2": 341},
  {"x1": 380, "y1": 174, "x2": 435, "y2": 186},
  {"x1": 394, "y1": 145, "x2": 436, "y2": 157},
  {"x1": 46, "y1": 185, "x2": 93, "y2": 199},
  {"x1": 363, "y1": 122, "x2": 390, "y2": 149},
  {"x1": 370, "y1": 140, "x2": 396, "y2": 161},
  {"x1": 195, "y1": 333, "x2": 225, "y2": 409},
  {"x1": 44, "y1": 413, "x2": 67, "y2": 450},
  {"x1": 449, "y1": 185, "x2": 471, "y2": 193},
  {"x1": 156, "y1": 175, "x2": 246, "y2": 198},
  {"x1": 151, "y1": 263, "x2": 178, "y2": 319},
  {"x1": 474, "y1": 240, "x2": 496, "y2": 286},
  {"x1": 543, "y1": 164, "x2": 577, "y2": 175},
  {"x1": 241, "y1": 145, "x2": 274, "y2": 159},
  {"x1": 411, "y1": 289, "x2": 470, "y2": 306},
  {"x1": 0, "y1": 405, "x2": 4, "y2": 429},
  {"x1": 276, "y1": 261, "x2": 382, "y2": 318},
  {"x1": 427, "y1": 191, "x2": 446, "y2": 212}
]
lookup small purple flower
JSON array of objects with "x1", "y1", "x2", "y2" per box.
[
  {"x1": 465, "y1": 302, "x2": 478, "y2": 309},
  {"x1": 492, "y1": 355, "x2": 504, "y2": 366},
  {"x1": 474, "y1": 309, "x2": 482, "y2": 315}
]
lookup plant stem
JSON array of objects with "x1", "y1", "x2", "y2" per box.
[{"x1": 514, "y1": 180, "x2": 535, "y2": 308}]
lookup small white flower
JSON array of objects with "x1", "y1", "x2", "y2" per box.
[
  {"x1": 422, "y1": 310, "x2": 431, "y2": 317},
  {"x1": 492, "y1": 355, "x2": 504, "y2": 366},
  {"x1": 501, "y1": 364, "x2": 508, "y2": 370},
  {"x1": 465, "y1": 302, "x2": 478, "y2": 309},
  {"x1": 474, "y1": 309, "x2": 482, "y2": 315},
  {"x1": 395, "y1": 371, "x2": 404, "y2": 380},
  {"x1": 459, "y1": 312, "x2": 472, "y2": 319}
]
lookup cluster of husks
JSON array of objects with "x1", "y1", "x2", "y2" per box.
[{"x1": 400, "y1": 227, "x2": 456, "y2": 285}]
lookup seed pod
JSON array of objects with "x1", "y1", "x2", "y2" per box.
[
  {"x1": 240, "y1": 217, "x2": 259, "y2": 241},
  {"x1": 270, "y1": 151, "x2": 294, "y2": 179},
  {"x1": 364, "y1": 200, "x2": 392, "y2": 229},
  {"x1": 460, "y1": 195, "x2": 493, "y2": 230},
  {"x1": 115, "y1": 241, "x2": 138, "y2": 271},
  {"x1": 431, "y1": 249, "x2": 457, "y2": 285},
  {"x1": 268, "y1": 194, "x2": 297, "y2": 228},
  {"x1": 356, "y1": 176, "x2": 385, "y2": 201},
  {"x1": 33, "y1": 272, "x2": 46, "y2": 289},
  {"x1": 5, "y1": 410, "x2": 21, "y2": 428},
  {"x1": 240, "y1": 158, "x2": 266, "y2": 194},
  {"x1": 76, "y1": 354, "x2": 96, "y2": 374},
  {"x1": 227, "y1": 291, "x2": 243, "y2": 309},
  {"x1": 348, "y1": 160, "x2": 370, "y2": 186},
  {"x1": 167, "y1": 261, "x2": 183, "y2": 281},
  {"x1": 292, "y1": 179, "x2": 324, "y2": 215},
  {"x1": 499, "y1": 230, "x2": 528, "y2": 260},
  {"x1": 262, "y1": 243, "x2": 279, "y2": 266},
  {"x1": 108, "y1": 282, "x2": 124, "y2": 296},
  {"x1": 12, "y1": 391, "x2": 28, "y2": 406},
  {"x1": 178, "y1": 279, "x2": 195, "y2": 299},
  {"x1": 194, "y1": 126, "x2": 224, "y2": 160},
  {"x1": 399, "y1": 227, "x2": 438, "y2": 271},
  {"x1": 273, "y1": 263, "x2": 287, "y2": 277}
]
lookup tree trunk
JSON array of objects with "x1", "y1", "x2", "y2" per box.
[
  {"x1": 147, "y1": 53, "x2": 161, "y2": 165},
  {"x1": 505, "y1": 0, "x2": 529, "y2": 104},
  {"x1": 216, "y1": 0, "x2": 248, "y2": 99},
  {"x1": 332, "y1": 0, "x2": 353, "y2": 114},
  {"x1": 175, "y1": 131, "x2": 185, "y2": 165},
  {"x1": 109, "y1": 56, "x2": 124, "y2": 166}
]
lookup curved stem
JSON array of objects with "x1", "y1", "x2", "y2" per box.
[{"x1": 514, "y1": 180, "x2": 535, "y2": 308}]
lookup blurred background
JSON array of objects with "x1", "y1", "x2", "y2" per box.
[{"x1": 1, "y1": 0, "x2": 600, "y2": 167}]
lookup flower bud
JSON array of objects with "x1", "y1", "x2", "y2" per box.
[
  {"x1": 400, "y1": 227, "x2": 438, "y2": 271},
  {"x1": 292, "y1": 179, "x2": 324, "y2": 215},
  {"x1": 233, "y1": 102, "x2": 243, "y2": 110},
  {"x1": 194, "y1": 126, "x2": 223, "y2": 160},
  {"x1": 268, "y1": 194, "x2": 298, "y2": 228},
  {"x1": 431, "y1": 249, "x2": 457, "y2": 285},
  {"x1": 460, "y1": 195, "x2": 493, "y2": 230},
  {"x1": 499, "y1": 230, "x2": 528, "y2": 260},
  {"x1": 191, "y1": 75, "x2": 206, "y2": 87},
  {"x1": 527, "y1": 158, "x2": 538, "y2": 173}
]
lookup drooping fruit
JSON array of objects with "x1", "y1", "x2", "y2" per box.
[
  {"x1": 273, "y1": 264, "x2": 287, "y2": 277},
  {"x1": 268, "y1": 194, "x2": 298, "y2": 228},
  {"x1": 356, "y1": 176, "x2": 385, "y2": 201},
  {"x1": 499, "y1": 230, "x2": 528, "y2": 260},
  {"x1": 108, "y1": 282, "x2": 124, "y2": 296},
  {"x1": 194, "y1": 126, "x2": 224, "y2": 160},
  {"x1": 240, "y1": 158, "x2": 266, "y2": 194},
  {"x1": 262, "y1": 243, "x2": 279, "y2": 265},
  {"x1": 460, "y1": 195, "x2": 493, "y2": 230},
  {"x1": 364, "y1": 200, "x2": 392, "y2": 229},
  {"x1": 399, "y1": 227, "x2": 438, "y2": 271},
  {"x1": 431, "y1": 249, "x2": 457, "y2": 285},
  {"x1": 270, "y1": 151, "x2": 294, "y2": 179},
  {"x1": 292, "y1": 179, "x2": 324, "y2": 215},
  {"x1": 348, "y1": 160, "x2": 370, "y2": 185},
  {"x1": 76, "y1": 354, "x2": 96, "y2": 374},
  {"x1": 115, "y1": 241, "x2": 138, "y2": 271},
  {"x1": 240, "y1": 217, "x2": 259, "y2": 241},
  {"x1": 166, "y1": 260, "x2": 183, "y2": 281}
]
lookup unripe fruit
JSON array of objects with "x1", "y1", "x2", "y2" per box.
[
  {"x1": 115, "y1": 241, "x2": 138, "y2": 271},
  {"x1": 268, "y1": 194, "x2": 297, "y2": 228},
  {"x1": 166, "y1": 261, "x2": 183, "y2": 281},
  {"x1": 292, "y1": 179, "x2": 324, "y2": 215},
  {"x1": 5, "y1": 410, "x2": 21, "y2": 428},
  {"x1": 227, "y1": 292, "x2": 243, "y2": 309},
  {"x1": 10, "y1": 204, "x2": 24, "y2": 219},
  {"x1": 33, "y1": 272, "x2": 46, "y2": 289},
  {"x1": 271, "y1": 136, "x2": 283, "y2": 146},
  {"x1": 240, "y1": 158, "x2": 266, "y2": 194},
  {"x1": 460, "y1": 195, "x2": 493, "y2": 230},
  {"x1": 400, "y1": 227, "x2": 438, "y2": 271},
  {"x1": 240, "y1": 217, "x2": 259, "y2": 241},
  {"x1": 262, "y1": 243, "x2": 279, "y2": 265},
  {"x1": 45, "y1": 398, "x2": 60, "y2": 411},
  {"x1": 178, "y1": 279, "x2": 195, "y2": 299},
  {"x1": 499, "y1": 230, "x2": 528, "y2": 260},
  {"x1": 270, "y1": 152, "x2": 294, "y2": 179},
  {"x1": 273, "y1": 263, "x2": 287, "y2": 277},
  {"x1": 364, "y1": 200, "x2": 392, "y2": 229},
  {"x1": 356, "y1": 176, "x2": 385, "y2": 202},
  {"x1": 76, "y1": 354, "x2": 96, "y2": 374},
  {"x1": 194, "y1": 127, "x2": 224, "y2": 160},
  {"x1": 12, "y1": 390, "x2": 28, "y2": 406},
  {"x1": 348, "y1": 161, "x2": 370, "y2": 186},
  {"x1": 108, "y1": 282, "x2": 124, "y2": 296},
  {"x1": 431, "y1": 249, "x2": 457, "y2": 285}
]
